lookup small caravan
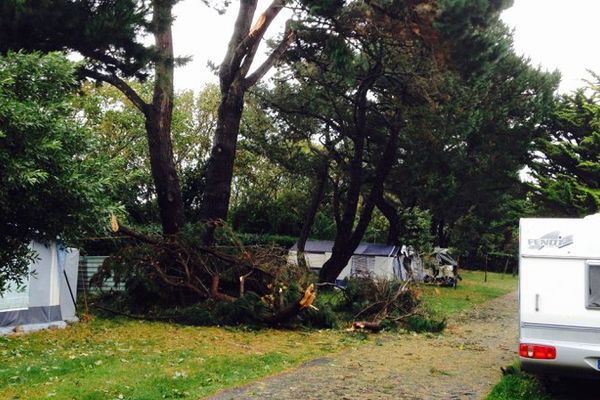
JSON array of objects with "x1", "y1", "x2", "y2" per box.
[
  {"x1": 0, "y1": 241, "x2": 79, "y2": 335},
  {"x1": 519, "y1": 214, "x2": 600, "y2": 377}
]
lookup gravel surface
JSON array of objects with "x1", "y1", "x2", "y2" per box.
[{"x1": 209, "y1": 291, "x2": 519, "y2": 400}]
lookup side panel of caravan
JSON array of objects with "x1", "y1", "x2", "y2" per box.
[{"x1": 520, "y1": 215, "x2": 600, "y2": 377}]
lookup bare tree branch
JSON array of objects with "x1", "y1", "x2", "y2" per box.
[
  {"x1": 243, "y1": 24, "x2": 294, "y2": 88},
  {"x1": 82, "y1": 68, "x2": 150, "y2": 115}
]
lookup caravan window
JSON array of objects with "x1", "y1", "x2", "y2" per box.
[
  {"x1": 587, "y1": 263, "x2": 600, "y2": 309},
  {"x1": 0, "y1": 279, "x2": 30, "y2": 311},
  {"x1": 352, "y1": 256, "x2": 375, "y2": 276}
]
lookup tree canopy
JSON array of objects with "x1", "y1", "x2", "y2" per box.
[
  {"x1": 530, "y1": 75, "x2": 600, "y2": 216},
  {"x1": 0, "y1": 52, "x2": 121, "y2": 290}
]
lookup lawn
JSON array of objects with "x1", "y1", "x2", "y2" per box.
[
  {"x1": 419, "y1": 270, "x2": 518, "y2": 318},
  {"x1": 0, "y1": 270, "x2": 517, "y2": 400},
  {"x1": 0, "y1": 320, "x2": 359, "y2": 400}
]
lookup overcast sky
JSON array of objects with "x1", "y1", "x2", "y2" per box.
[{"x1": 171, "y1": 0, "x2": 600, "y2": 94}]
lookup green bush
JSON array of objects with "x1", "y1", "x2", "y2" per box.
[{"x1": 300, "y1": 299, "x2": 338, "y2": 329}]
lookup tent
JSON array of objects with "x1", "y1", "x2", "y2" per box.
[
  {"x1": 289, "y1": 240, "x2": 406, "y2": 281},
  {"x1": 0, "y1": 241, "x2": 79, "y2": 335}
]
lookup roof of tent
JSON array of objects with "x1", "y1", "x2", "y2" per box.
[{"x1": 290, "y1": 240, "x2": 400, "y2": 257}]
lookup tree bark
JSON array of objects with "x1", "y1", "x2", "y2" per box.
[
  {"x1": 317, "y1": 64, "x2": 400, "y2": 283},
  {"x1": 145, "y1": 0, "x2": 185, "y2": 234},
  {"x1": 198, "y1": 86, "x2": 245, "y2": 224},
  {"x1": 80, "y1": 1, "x2": 185, "y2": 235}
]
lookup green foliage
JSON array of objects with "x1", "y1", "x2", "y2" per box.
[
  {"x1": 167, "y1": 293, "x2": 272, "y2": 327},
  {"x1": 404, "y1": 315, "x2": 446, "y2": 333},
  {"x1": 336, "y1": 277, "x2": 420, "y2": 323},
  {"x1": 0, "y1": 0, "x2": 151, "y2": 78},
  {"x1": 75, "y1": 83, "x2": 218, "y2": 225},
  {"x1": 392, "y1": 25, "x2": 559, "y2": 253},
  {"x1": 0, "y1": 51, "x2": 122, "y2": 290},
  {"x1": 301, "y1": 299, "x2": 338, "y2": 329},
  {"x1": 487, "y1": 366, "x2": 549, "y2": 400},
  {"x1": 236, "y1": 233, "x2": 298, "y2": 249},
  {"x1": 230, "y1": 190, "x2": 305, "y2": 237},
  {"x1": 397, "y1": 207, "x2": 434, "y2": 252},
  {"x1": 530, "y1": 75, "x2": 600, "y2": 216}
]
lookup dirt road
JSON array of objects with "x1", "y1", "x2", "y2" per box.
[{"x1": 209, "y1": 291, "x2": 519, "y2": 400}]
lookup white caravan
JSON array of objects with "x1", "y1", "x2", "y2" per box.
[{"x1": 519, "y1": 213, "x2": 600, "y2": 377}]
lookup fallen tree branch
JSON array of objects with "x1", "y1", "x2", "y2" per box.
[
  {"x1": 267, "y1": 284, "x2": 316, "y2": 325},
  {"x1": 211, "y1": 274, "x2": 237, "y2": 303},
  {"x1": 349, "y1": 321, "x2": 383, "y2": 333}
]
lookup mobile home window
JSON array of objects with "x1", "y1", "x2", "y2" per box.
[
  {"x1": 588, "y1": 264, "x2": 600, "y2": 309},
  {"x1": 352, "y1": 256, "x2": 375, "y2": 276}
]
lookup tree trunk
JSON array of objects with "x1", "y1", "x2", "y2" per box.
[
  {"x1": 319, "y1": 126, "x2": 399, "y2": 283},
  {"x1": 145, "y1": 0, "x2": 184, "y2": 235},
  {"x1": 198, "y1": 86, "x2": 245, "y2": 223},
  {"x1": 197, "y1": 0, "x2": 291, "y2": 230},
  {"x1": 297, "y1": 161, "x2": 328, "y2": 268},
  {"x1": 318, "y1": 244, "x2": 355, "y2": 283}
]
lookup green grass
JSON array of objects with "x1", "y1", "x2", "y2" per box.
[
  {"x1": 486, "y1": 365, "x2": 549, "y2": 400},
  {"x1": 419, "y1": 270, "x2": 518, "y2": 318},
  {"x1": 0, "y1": 318, "x2": 358, "y2": 400},
  {"x1": 0, "y1": 270, "x2": 518, "y2": 399}
]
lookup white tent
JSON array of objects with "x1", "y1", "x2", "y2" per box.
[
  {"x1": 0, "y1": 241, "x2": 79, "y2": 334},
  {"x1": 289, "y1": 240, "x2": 407, "y2": 281}
]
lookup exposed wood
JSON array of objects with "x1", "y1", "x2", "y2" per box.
[
  {"x1": 350, "y1": 321, "x2": 383, "y2": 333},
  {"x1": 111, "y1": 215, "x2": 160, "y2": 244},
  {"x1": 267, "y1": 284, "x2": 317, "y2": 325}
]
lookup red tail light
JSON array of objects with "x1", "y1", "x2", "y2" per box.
[{"x1": 519, "y1": 343, "x2": 556, "y2": 359}]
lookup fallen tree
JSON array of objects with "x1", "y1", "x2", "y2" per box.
[{"x1": 90, "y1": 218, "x2": 317, "y2": 326}]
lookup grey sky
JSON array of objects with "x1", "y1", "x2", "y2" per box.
[
  {"x1": 501, "y1": 0, "x2": 600, "y2": 93},
  {"x1": 171, "y1": 0, "x2": 600, "y2": 94}
]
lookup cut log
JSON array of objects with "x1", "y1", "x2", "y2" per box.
[{"x1": 351, "y1": 321, "x2": 383, "y2": 333}]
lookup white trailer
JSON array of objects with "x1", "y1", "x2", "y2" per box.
[{"x1": 519, "y1": 213, "x2": 600, "y2": 377}]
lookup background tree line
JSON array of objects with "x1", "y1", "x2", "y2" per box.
[{"x1": 1, "y1": 0, "x2": 598, "y2": 290}]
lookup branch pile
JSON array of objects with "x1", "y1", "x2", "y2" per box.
[{"x1": 90, "y1": 218, "x2": 317, "y2": 326}]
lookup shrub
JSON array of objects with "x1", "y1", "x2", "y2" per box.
[{"x1": 336, "y1": 276, "x2": 420, "y2": 324}]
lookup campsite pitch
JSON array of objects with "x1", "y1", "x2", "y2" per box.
[{"x1": 0, "y1": 271, "x2": 517, "y2": 399}]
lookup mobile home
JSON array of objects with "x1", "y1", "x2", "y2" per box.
[
  {"x1": 519, "y1": 213, "x2": 600, "y2": 377},
  {"x1": 288, "y1": 240, "x2": 405, "y2": 281}
]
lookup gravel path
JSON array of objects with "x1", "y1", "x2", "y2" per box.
[{"x1": 209, "y1": 291, "x2": 519, "y2": 400}]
